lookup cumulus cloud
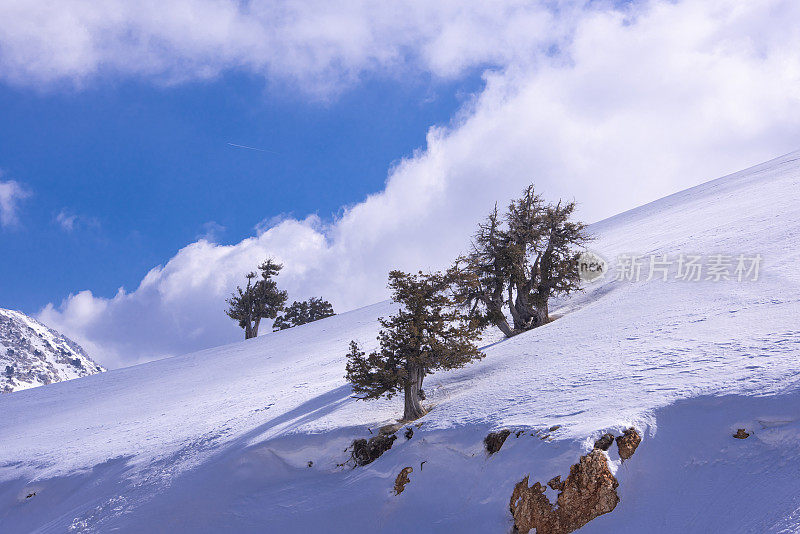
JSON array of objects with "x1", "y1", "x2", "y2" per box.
[
  {"x1": 0, "y1": 0, "x2": 567, "y2": 97},
  {"x1": 0, "y1": 178, "x2": 31, "y2": 228},
  {"x1": 35, "y1": 0, "x2": 800, "y2": 367}
]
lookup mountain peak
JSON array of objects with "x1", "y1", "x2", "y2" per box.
[{"x1": 0, "y1": 308, "x2": 104, "y2": 393}]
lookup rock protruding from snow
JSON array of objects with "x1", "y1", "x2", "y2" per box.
[
  {"x1": 509, "y1": 450, "x2": 620, "y2": 534},
  {"x1": 484, "y1": 429, "x2": 511, "y2": 454},
  {"x1": 616, "y1": 428, "x2": 642, "y2": 459},
  {"x1": 351, "y1": 433, "x2": 397, "y2": 466},
  {"x1": 733, "y1": 428, "x2": 750, "y2": 440},
  {"x1": 593, "y1": 433, "x2": 615, "y2": 451},
  {"x1": 393, "y1": 466, "x2": 413, "y2": 495},
  {"x1": 0, "y1": 308, "x2": 104, "y2": 393}
]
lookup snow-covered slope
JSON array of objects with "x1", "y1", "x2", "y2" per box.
[
  {"x1": 1, "y1": 151, "x2": 799, "y2": 532},
  {"x1": 0, "y1": 308, "x2": 104, "y2": 393}
]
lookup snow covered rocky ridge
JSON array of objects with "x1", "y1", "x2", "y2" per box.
[
  {"x1": 1, "y1": 151, "x2": 800, "y2": 532},
  {"x1": 0, "y1": 308, "x2": 104, "y2": 393}
]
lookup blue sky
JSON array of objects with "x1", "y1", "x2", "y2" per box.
[{"x1": 0, "y1": 71, "x2": 483, "y2": 314}]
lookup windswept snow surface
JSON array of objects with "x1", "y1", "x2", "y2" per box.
[{"x1": 1, "y1": 151, "x2": 800, "y2": 532}]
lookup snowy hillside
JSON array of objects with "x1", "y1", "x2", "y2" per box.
[
  {"x1": 0, "y1": 308, "x2": 104, "y2": 393},
  {"x1": 1, "y1": 151, "x2": 800, "y2": 532}
]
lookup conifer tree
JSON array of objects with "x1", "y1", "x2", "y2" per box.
[
  {"x1": 346, "y1": 269, "x2": 483, "y2": 421},
  {"x1": 226, "y1": 259, "x2": 288, "y2": 339},
  {"x1": 456, "y1": 185, "x2": 589, "y2": 337},
  {"x1": 273, "y1": 297, "x2": 335, "y2": 331}
]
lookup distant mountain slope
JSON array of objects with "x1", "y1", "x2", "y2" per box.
[{"x1": 0, "y1": 308, "x2": 104, "y2": 393}]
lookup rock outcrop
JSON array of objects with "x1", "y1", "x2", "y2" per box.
[
  {"x1": 593, "y1": 433, "x2": 615, "y2": 451},
  {"x1": 733, "y1": 428, "x2": 750, "y2": 440},
  {"x1": 510, "y1": 450, "x2": 619, "y2": 534},
  {"x1": 351, "y1": 433, "x2": 397, "y2": 466},
  {"x1": 547, "y1": 476, "x2": 565, "y2": 491},
  {"x1": 394, "y1": 466, "x2": 413, "y2": 495},
  {"x1": 485, "y1": 429, "x2": 512, "y2": 454},
  {"x1": 616, "y1": 428, "x2": 642, "y2": 459}
]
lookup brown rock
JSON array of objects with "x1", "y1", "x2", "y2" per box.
[
  {"x1": 510, "y1": 450, "x2": 620, "y2": 534},
  {"x1": 394, "y1": 466, "x2": 413, "y2": 495},
  {"x1": 485, "y1": 429, "x2": 512, "y2": 454},
  {"x1": 351, "y1": 433, "x2": 398, "y2": 466},
  {"x1": 733, "y1": 428, "x2": 750, "y2": 439},
  {"x1": 616, "y1": 428, "x2": 642, "y2": 460},
  {"x1": 593, "y1": 433, "x2": 615, "y2": 451},
  {"x1": 547, "y1": 475, "x2": 565, "y2": 491}
]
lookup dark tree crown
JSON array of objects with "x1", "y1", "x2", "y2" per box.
[
  {"x1": 454, "y1": 184, "x2": 590, "y2": 336},
  {"x1": 346, "y1": 269, "x2": 483, "y2": 401},
  {"x1": 226, "y1": 258, "x2": 288, "y2": 338},
  {"x1": 273, "y1": 297, "x2": 335, "y2": 331}
]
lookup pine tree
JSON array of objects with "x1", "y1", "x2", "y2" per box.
[
  {"x1": 508, "y1": 198, "x2": 588, "y2": 328},
  {"x1": 346, "y1": 269, "x2": 483, "y2": 421},
  {"x1": 273, "y1": 297, "x2": 335, "y2": 331},
  {"x1": 455, "y1": 185, "x2": 589, "y2": 337},
  {"x1": 226, "y1": 259, "x2": 288, "y2": 339}
]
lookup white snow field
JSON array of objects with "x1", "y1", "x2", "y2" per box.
[{"x1": 2, "y1": 151, "x2": 800, "y2": 533}]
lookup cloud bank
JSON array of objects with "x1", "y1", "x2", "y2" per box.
[{"x1": 26, "y1": 0, "x2": 800, "y2": 367}]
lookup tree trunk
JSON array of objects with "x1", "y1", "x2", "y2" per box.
[
  {"x1": 486, "y1": 295, "x2": 515, "y2": 337},
  {"x1": 244, "y1": 323, "x2": 254, "y2": 339},
  {"x1": 403, "y1": 363, "x2": 426, "y2": 421},
  {"x1": 495, "y1": 314, "x2": 515, "y2": 338},
  {"x1": 532, "y1": 293, "x2": 549, "y2": 326},
  {"x1": 507, "y1": 284, "x2": 527, "y2": 331},
  {"x1": 252, "y1": 316, "x2": 261, "y2": 338}
]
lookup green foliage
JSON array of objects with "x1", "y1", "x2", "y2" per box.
[
  {"x1": 455, "y1": 185, "x2": 590, "y2": 336},
  {"x1": 226, "y1": 259, "x2": 288, "y2": 338},
  {"x1": 345, "y1": 269, "x2": 483, "y2": 409},
  {"x1": 273, "y1": 297, "x2": 335, "y2": 331}
]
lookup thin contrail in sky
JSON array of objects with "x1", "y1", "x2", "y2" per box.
[{"x1": 226, "y1": 142, "x2": 278, "y2": 154}]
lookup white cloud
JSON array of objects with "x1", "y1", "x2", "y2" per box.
[
  {"x1": 55, "y1": 210, "x2": 78, "y2": 232},
  {"x1": 0, "y1": 0, "x2": 566, "y2": 97},
  {"x1": 54, "y1": 209, "x2": 99, "y2": 232},
  {"x1": 196, "y1": 221, "x2": 226, "y2": 243},
  {"x1": 0, "y1": 178, "x2": 31, "y2": 228},
  {"x1": 34, "y1": 0, "x2": 800, "y2": 367}
]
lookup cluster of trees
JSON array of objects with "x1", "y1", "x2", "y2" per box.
[
  {"x1": 225, "y1": 260, "x2": 334, "y2": 339},
  {"x1": 347, "y1": 184, "x2": 590, "y2": 421},
  {"x1": 273, "y1": 297, "x2": 335, "y2": 331}
]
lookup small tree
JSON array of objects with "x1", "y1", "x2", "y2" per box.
[
  {"x1": 273, "y1": 297, "x2": 335, "y2": 331},
  {"x1": 346, "y1": 269, "x2": 483, "y2": 421},
  {"x1": 226, "y1": 259, "x2": 288, "y2": 339}
]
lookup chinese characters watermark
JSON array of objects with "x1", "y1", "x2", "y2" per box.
[{"x1": 612, "y1": 253, "x2": 762, "y2": 283}]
